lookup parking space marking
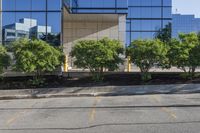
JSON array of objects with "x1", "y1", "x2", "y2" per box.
[
  {"x1": 89, "y1": 96, "x2": 101, "y2": 123},
  {"x1": 161, "y1": 107, "x2": 177, "y2": 120},
  {"x1": 150, "y1": 95, "x2": 177, "y2": 120},
  {"x1": 5, "y1": 102, "x2": 38, "y2": 127}
]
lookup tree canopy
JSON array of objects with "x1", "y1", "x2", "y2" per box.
[
  {"x1": 127, "y1": 39, "x2": 168, "y2": 81},
  {"x1": 12, "y1": 38, "x2": 64, "y2": 79},
  {"x1": 71, "y1": 37, "x2": 124, "y2": 81},
  {"x1": 168, "y1": 33, "x2": 200, "y2": 78},
  {"x1": 0, "y1": 45, "x2": 11, "y2": 74}
]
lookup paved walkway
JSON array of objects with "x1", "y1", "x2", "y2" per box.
[{"x1": 1, "y1": 84, "x2": 200, "y2": 100}]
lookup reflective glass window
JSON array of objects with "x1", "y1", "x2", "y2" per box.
[
  {"x1": 32, "y1": 0, "x2": 46, "y2": 10},
  {"x1": 129, "y1": 7, "x2": 161, "y2": 18},
  {"x1": 126, "y1": 32, "x2": 131, "y2": 46},
  {"x1": 163, "y1": 0, "x2": 172, "y2": 6},
  {"x1": 117, "y1": 0, "x2": 128, "y2": 8},
  {"x1": 48, "y1": 0, "x2": 61, "y2": 10},
  {"x1": 131, "y1": 20, "x2": 161, "y2": 31},
  {"x1": 163, "y1": 7, "x2": 172, "y2": 18},
  {"x1": 16, "y1": 0, "x2": 31, "y2": 10},
  {"x1": 131, "y1": 32, "x2": 141, "y2": 40},
  {"x1": 1, "y1": 0, "x2": 62, "y2": 45},
  {"x1": 129, "y1": 0, "x2": 162, "y2": 6},
  {"x1": 2, "y1": 0, "x2": 15, "y2": 11}
]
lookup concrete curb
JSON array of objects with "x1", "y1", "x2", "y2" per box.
[
  {"x1": 1, "y1": 84, "x2": 200, "y2": 100},
  {"x1": 1, "y1": 91, "x2": 200, "y2": 100}
]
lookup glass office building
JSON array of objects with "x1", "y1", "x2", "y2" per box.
[
  {"x1": 0, "y1": 0, "x2": 62, "y2": 45},
  {"x1": 64, "y1": 0, "x2": 172, "y2": 46},
  {"x1": 0, "y1": 0, "x2": 172, "y2": 70},
  {"x1": 0, "y1": 0, "x2": 172, "y2": 45},
  {"x1": 127, "y1": 0, "x2": 172, "y2": 45},
  {"x1": 172, "y1": 14, "x2": 200, "y2": 38}
]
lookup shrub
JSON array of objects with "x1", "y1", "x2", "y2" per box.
[
  {"x1": 12, "y1": 38, "x2": 64, "y2": 85},
  {"x1": 71, "y1": 37, "x2": 124, "y2": 81},
  {"x1": 127, "y1": 39, "x2": 168, "y2": 81},
  {"x1": 168, "y1": 33, "x2": 200, "y2": 79},
  {"x1": 0, "y1": 45, "x2": 11, "y2": 74}
]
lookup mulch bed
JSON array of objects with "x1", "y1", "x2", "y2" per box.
[{"x1": 1, "y1": 73, "x2": 200, "y2": 90}]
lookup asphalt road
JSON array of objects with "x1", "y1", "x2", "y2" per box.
[{"x1": 1, "y1": 94, "x2": 200, "y2": 133}]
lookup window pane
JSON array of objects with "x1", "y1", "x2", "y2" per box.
[
  {"x1": 163, "y1": 7, "x2": 172, "y2": 18},
  {"x1": 2, "y1": 13, "x2": 16, "y2": 44},
  {"x1": 76, "y1": 0, "x2": 115, "y2": 8},
  {"x1": 151, "y1": 0, "x2": 162, "y2": 6},
  {"x1": 163, "y1": 0, "x2": 172, "y2": 6},
  {"x1": 71, "y1": 0, "x2": 125, "y2": 13},
  {"x1": 126, "y1": 32, "x2": 131, "y2": 46},
  {"x1": 131, "y1": 20, "x2": 141, "y2": 31},
  {"x1": 131, "y1": 32, "x2": 141, "y2": 40},
  {"x1": 48, "y1": 0, "x2": 61, "y2": 10},
  {"x1": 2, "y1": 0, "x2": 15, "y2": 11},
  {"x1": 141, "y1": 32, "x2": 154, "y2": 39},
  {"x1": 32, "y1": 0, "x2": 46, "y2": 10},
  {"x1": 129, "y1": 0, "x2": 140, "y2": 6},
  {"x1": 128, "y1": 7, "x2": 161, "y2": 18},
  {"x1": 131, "y1": 20, "x2": 161, "y2": 31},
  {"x1": 131, "y1": 32, "x2": 155, "y2": 40},
  {"x1": 47, "y1": 13, "x2": 61, "y2": 46},
  {"x1": 16, "y1": 0, "x2": 31, "y2": 10},
  {"x1": 126, "y1": 22, "x2": 131, "y2": 31},
  {"x1": 117, "y1": 0, "x2": 128, "y2": 8},
  {"x1": 30, "y1": 13, "x2": 47, "y2": 39},
  {"x1": 2, "y1": 12, "x2": 32, "y2": 44}
]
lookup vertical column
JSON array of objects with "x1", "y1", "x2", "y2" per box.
[
  {"x1": 118, "y1": 14, "x2": 126, "y2": 48},
  {"x1": 118, "y1": 14, "x2": 127, "y2": 72}
]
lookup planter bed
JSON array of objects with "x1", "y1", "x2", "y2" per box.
[{"x1": 0, "y1": 73, "x2": 200, "y2": 90}]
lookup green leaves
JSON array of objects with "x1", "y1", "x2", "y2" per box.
[
  {"x1": 168, "y1": 33, "x2": 200, "y2": 78},
  {"x1": 127, "y1": 39, "x2": 168, "y2": 81},
  {"x1": 128, "y1": 39, "x2": 168, "y2": 72},
  {"x1": 0, "y1": 45, "x2": 11, "y2": 74},
  {"x1": 155, "y1": 22, "x2": 172, "y2": 43},
  {"x1": 12, "y1": 38, "x2": 64, "y2": 77},
  {"x1": 71, "y1": 37, "x2": 124, "y2": 81}
]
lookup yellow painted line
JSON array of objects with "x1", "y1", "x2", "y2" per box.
[
  {"x1": 89, "y1": 108, "x2": 96, "y2": 122},
  {"x1": 161, "y1": 107, "x2": 177, "y2": 120},
  {"x1": 6, "y1": 110, "x2": 28, "y2": 126},
  {"x1": 5, "y1": 102, "x2": 38, "y2": 127},
  {"x1": 89, "y1": 97, "x2": 101, "y2": 123},
  {"x1": 150, "y1": 95, "x2": 177, "y2": 120},
  {"x1": 151, "y1": 95, "x2": 161, "y2": 103}
]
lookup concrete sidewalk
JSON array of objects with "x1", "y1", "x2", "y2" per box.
[{"x1": 1, "y1": 84, "x2": 200, "y2": 100}]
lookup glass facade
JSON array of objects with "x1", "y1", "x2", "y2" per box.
[
  {"x1": 127, "y1": 0, "x2": 172, "y2": 46},
  {"x1": 172, "y1": 14, "x2": 200, "y2": 38},
  {"x1": 0, "y1": 0, "x2": 172, "y2": 46},
  {"x1": 64, "y1": 0, "x2": 128, "y2": 14},
  {"x1": 64, "y1": 0, "x2": 172, "y2": 46},
  {"x1": 0, "y1": 0, "x2": 62, "y2": 46}
]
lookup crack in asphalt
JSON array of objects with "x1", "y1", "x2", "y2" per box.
[
  {"x1": 1, "y1": 104, "x2": 200, "y2": 110},
  {"x1": 1, "y1": 121, "x2": 200, "y2": 131}
]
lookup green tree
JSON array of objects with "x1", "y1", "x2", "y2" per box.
[
  {"x1": 40, "y1": 33, "x2": 61, "y2": 46},
  {"x1": 12, "y1": 38, "x2": 64, "y2": 84},
  {"x1": 198, "y1": 32, "x2": 200, "y2": 42},
  {"x1": 71, "y1": 37, "x2": 124, "y2": 81},
  {"x1": 0, "y1": 45, "x2": 11, "y2": 74},
  {"x1": 154, "y1": 22, "x2": 172, "y2": 43},
  {"x1": 168, "y1": 33, "x2": 200, "y2": 78},
  {"x1": 127, "y1": 39, "x2": 168, "y2": 81}
]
